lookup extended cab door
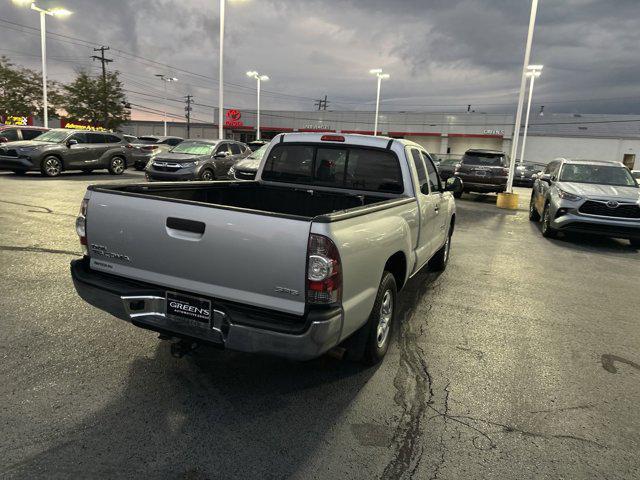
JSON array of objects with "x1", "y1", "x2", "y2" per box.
[
  {"x1": 65, "y1": 132, "x2": 92, "y2": 168},
  {"x1": 423, "y1": 152, "x2": 448, "y2": 249},
  {"x1": 409, "y1": 148, "x2": 440, "y2": 268}
]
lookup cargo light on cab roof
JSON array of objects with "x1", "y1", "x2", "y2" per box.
[{"x1": 320, "y1": 135, "x2": 345, "y2": 142}]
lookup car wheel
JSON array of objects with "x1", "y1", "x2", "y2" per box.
[
  {"x1": 429, "y1": 228, "x2": 452, "y2": 272},
  {"x1": 630, "y1": 239, "x2": 640, "y2": 248},
  {"x1": 108, "y1": 156, "x2": 126, "y2": 175},
  {"x1": 453, "y1": 190, "x2": 463, "y2": 199},
  {"x1": 200, "y1": 168, "x2": 215, "y2": 181},
  {"x1": 40, "y1": 156, "x2": 62, "y2": 177},
  {"x1": 363, "y1": 272, "x2": 397, "y2": 365},
  {"x1": 529, "y1": 194, "x2": 540, "y2": 221},
  {"x1": 12, "y1": 170, "x2": 27, "y2": 175},
  {"x1": 541, "y1": 203, "x2": 558, "y2": 238}
]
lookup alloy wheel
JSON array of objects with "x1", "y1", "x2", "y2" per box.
[
  {"x1": 44, "y1": 157, "x2": 61, "y2": 176},
  {"x1": 111, "y1": 157, "x2": 125, "y2": 174},
  {"x1": 376, "y1": 289, "x2": 393, "y2": 348}
]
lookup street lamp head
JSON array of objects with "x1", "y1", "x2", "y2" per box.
[
  {"x1": 246, "y1": 71, "x2": 258, "y2": 78},
  {"x1": 526, "y1": 70, "x2": 542, "y2": 78},
  {"x1": 369, "y1": 68, "x2": 383, "y2": 75},
  {"x1": 11, "y1": 0, "x2": 33, "y2": 6},
  {"x1": 527, "y1": 64, "x2": 544, "y2": 71},
  {"x1": 259, "y1": 75, "x2": 269, "y2": 81},
  {"x1": 379, "y1": 73, "x2": 390, "y2": 80},
  {"x1": 49, "y1": 7, "x2": 72, "y2": 16}
]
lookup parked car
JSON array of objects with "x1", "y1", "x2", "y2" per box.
[
  {"x1": 228, "y1": 143, "x2": 268, "y2": 180},
  {"x1": 529, "y1": 158, "x2": 640, "y2": 246},
  {"x1": 145, "y1": 139, "x2": 250, "y2": 181},
  {"x1": 0, "y1": 125, "x2": 48, "y2": 142},
  {"x1": 246, "y1": 139, "x2": 269, "y2": 152},
  {"x1": 71, "y1": 133, "x2": 463, "y2": 364},
  {"x1": 453, "y1": 149, "x2": 509, "y2": 198},
  {"x1": 513, "y1": 163, "x2": 543, "y2": 187},
  {"x1": 130, "y1": 135, "x2": 183, "y2": 170},
  {"x1": 0, "y1": 128, "x2": 132, "y2": 177},
  {"x1": 436, "y1": 157, "x2": 461, "y2": 182}
]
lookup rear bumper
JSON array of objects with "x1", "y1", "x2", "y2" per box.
[
  {"x1": 70, "y1": 258, "x2": 343, "y2": 360},
  {"x1": 461, "y1": 181, "x2": 507, "y2": 192},
  {"x1": 0, "y1": 155, "x2": 35, "y2": 171}
]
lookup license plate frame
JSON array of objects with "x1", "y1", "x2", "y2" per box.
[{"x1": 165, "y1": 291, "x2": 212, "y2": 328}]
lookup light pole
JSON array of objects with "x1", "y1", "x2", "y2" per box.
[
  {"x1": 246, "y1": 71, "x2": 269, "y2": 140},
  {"x1": 155, "y1": 75, "x2": 178, "y2": 136},
  {"x1": 218, "y1": 0, "x2": 225, "y2": 140},
  {"x1": 506, "y1": 0, "x2": 540, "y2": 193},
  {"x1": 519, "y1": 65, "x2": 543, "y2": 165},
  {"x1": 11, "y1": 1, "x2": 72, "y2": 128},
  {"x1": 369, "y1": 69, "x2": 390, "y2": 136}
]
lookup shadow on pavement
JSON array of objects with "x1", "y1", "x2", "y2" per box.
[
  {"x1": 527, "y1": 222, "x2": 638, "y2": 254},
  {"x1": 0, "y1": 170, "x2": 144, "y2": 181}
]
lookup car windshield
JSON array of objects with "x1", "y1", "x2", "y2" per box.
[
  {"x1": 33, "y1": 130, "x2": 70, "y2": 143},
  {"x1": 462, "y1": 152, "x2": 506, "y2": 166},
  {"x1": 247, "y1": 145, "x2": 267, "y2": 160},
  {"x1": 169, "y1": 141, "x2": 215, "y2": 155},
  {"x1": 559, "y1": 164, "x2": 638, "y2": 187},
  {"x1": 439, "y1": 158, "x2": 460, "y2": 166}
]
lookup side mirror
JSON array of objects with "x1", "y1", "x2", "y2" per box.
[
  {"x1": 539, "y1": 173, "x2": 552, "y2": 184},
  {"x1": 444, "y1": 176, "x2": 463, "y2": 193},
  {"x1": 67, "y1": 139, "x2": 78, "y2": 147},
  {"x1": 215, "y1": 151, "x2": 229, "y2": 158},
  {"x1": 420, "y1": 183, "x2": 429, "y2": 195},
  {"x1": 0, "y1": 137, "x2": 8, "y2": 143}
]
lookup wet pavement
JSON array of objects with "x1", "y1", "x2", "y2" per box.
[{"x1": 1, "y1": 170, "x2": 639, "y2": 479}]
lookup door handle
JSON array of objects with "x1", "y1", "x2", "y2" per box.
[{"x1": 166, "y1": 217, "x2": 205, "y2": 234}]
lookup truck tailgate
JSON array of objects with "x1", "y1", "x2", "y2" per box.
[{"x1": 86, "y1": 191, "x2": 310, "y2": 315}]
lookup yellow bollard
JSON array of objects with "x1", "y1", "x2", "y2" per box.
[{"x1": 496, "y1": 192, "x2": 519, "y2": 210}]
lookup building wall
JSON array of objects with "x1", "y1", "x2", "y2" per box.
[
  {"x1": 405, "y1": 135, "x2": 441, "y2": 153},
  {"x1": 523, "y1": 135, "x2": 640, "y2": 168}
]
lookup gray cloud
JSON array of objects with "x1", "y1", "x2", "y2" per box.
[{"x1": 1, "y1": 0, "x2": 639, "y2": 119}]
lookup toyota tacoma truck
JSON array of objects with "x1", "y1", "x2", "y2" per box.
[{"x1": 71, "y1": 133, "x2": 462, "y2": 364}]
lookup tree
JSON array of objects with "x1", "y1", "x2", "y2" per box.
[
  {"x1": 0, "y1": 56, "x2": 62, "y2": 119},
  {"x1": 61, "y1": 70, "x2": 129, "y2": 130}
]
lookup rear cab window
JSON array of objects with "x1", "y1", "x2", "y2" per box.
[{"x1": 262, "y1": 143, "x2": 404, "y2": 193}]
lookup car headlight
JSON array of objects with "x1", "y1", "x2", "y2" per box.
[
  {"x1": 181, "y1": 161, "x2": 197, "y2": 168},
  {"x1": 557, "y1": 189, "x2": 582, "y2": 201},
  {"x1": 19, "y1": 146, "x2": 39, "y2": 153}
]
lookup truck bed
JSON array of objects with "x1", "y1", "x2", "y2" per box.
[{"x1": 91, "y1": 181, "x2": 396, "y2": 219}]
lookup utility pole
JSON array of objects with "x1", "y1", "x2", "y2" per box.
[
  {"x1": 314, "y1": 95, "x2": 329, "y2": 111},
  {"x1": 184, "y1": 94, "x2": 193, "y2": 139},
  {"x1": 92, "y1": 46, "x2": 113, "y2": 129}
]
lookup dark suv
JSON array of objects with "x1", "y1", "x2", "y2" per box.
[
  {"x1": 0, "y1": 129, "x2": 132, "y2": 177},
  {"x1": 452, "y1": 149, "x2": 509, "y2": 198}
]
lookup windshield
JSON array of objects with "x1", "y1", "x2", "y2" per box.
[
  {"x1": 169, "y1": 141, "x2": 215, "y2": 155},
  {"x1": 559, "y1": 164, "x2": 638, "y2": 187},
  {"x1": 439, "y1": 158, "x2": 460, "y2": 166},
  {"x1": 462, "y1": 152, "x2": 506, "y2": 166},
  {"x1": 33, "y1": 130, "x2": 70, "y2": 143},
  {"x1": 247, "y1": 145, "x2": 267, "y2": 160}
]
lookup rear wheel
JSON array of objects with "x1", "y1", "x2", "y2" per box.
[
  {"x1": 541, "y1": 203, "x2": 558, "y2": 238},
  {"x1": 529, "y1": 194, "x2": 540, "y2": 221},
  {"x1": 108, "y1": 156, "x2": 125, "y2": 175},
  {"x1": 41, "y1": 156, "x2": 62, "y2": 177},
  {"x1": 363, "y1": 272, "x2": 397, "y2": 365},
  {"x1": 200, "y1": 168, "x2": 215, "y2": 181}
]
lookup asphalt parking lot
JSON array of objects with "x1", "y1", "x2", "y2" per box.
[{"x1": 1, "y1": 170, "x2": 639, "y2": 480}]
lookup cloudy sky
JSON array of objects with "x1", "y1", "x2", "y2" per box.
[{"x1": 2, "y1": 0, "x2": 639, "y2": 121}]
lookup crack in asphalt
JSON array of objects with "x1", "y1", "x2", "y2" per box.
[
  {"x1": 0, "y1": 245, "x2": 81, "y2": 256},
  {"x1": 0, "y1": 199, "x2": 75, "y2": 217},
  {"x1": 381, "y1": 274, "x2": 443, "y2": 480},
  {"x1": 429, "y1": 381, "x2": 450, "y2": 480}
]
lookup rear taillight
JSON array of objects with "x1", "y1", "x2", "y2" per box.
[
  {"x1": 141, "y1": 145, "x2": 159, "y2": 151},
  {"x1": 306, "y1": 234, "x2": 342, "y2": 305},
  {"x1": 125, "y1": 143, "x2": 134, "y2": 149},
  {"x1": 76, "y1": 198, "x2": 88, "y2": 255},
  {"x1": 320, "y1": 135, "x2": 345, "y2": 142}
]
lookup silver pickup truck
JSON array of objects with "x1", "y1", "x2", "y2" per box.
[{"x1": 71, "y1": 133, "x2": 462, "y2": 364}]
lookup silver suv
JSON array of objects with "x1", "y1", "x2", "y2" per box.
[{"x1": 529, "y1": 158, "x2": 640, "y2": 246}]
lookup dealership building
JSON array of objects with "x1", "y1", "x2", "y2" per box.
[{"x1": 22, "y1": 109, "x2": 640, "y2": 169}]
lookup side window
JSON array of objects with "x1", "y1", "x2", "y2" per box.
[
  {"x1": 216, "y1": 143, "x2": 230, "y2": 154},
  {"x1": 166, "y1": 138, "x2": 181, "y2": 146},
  {"x1": 21, "y1": 129, "x2": 44, "y2": 140},
  {"x1": 423, "y1": 152, "x2": 441, "y2": 193},
  {"x1": 68, "y1": 132, "x2": 88, "y2": 144},
  {"x1": 410, "y1": 148, "x2": 428, "y2": 192},
  {"x1": 104, "y1": 134, "x2": 121, "y2": 143},
  {"x1": 229, "y1": 143, "x2": 241, "y2": 155},
  {"x1": 1, "y1": 129, "x2": 19, "y2": 141},
  {"x1": 86, "y1": 133, "x2": 106, "y2": 144}
]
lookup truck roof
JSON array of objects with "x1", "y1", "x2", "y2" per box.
[{"x1": 278, "y1": 132, "x2": 423, "y2": 150}]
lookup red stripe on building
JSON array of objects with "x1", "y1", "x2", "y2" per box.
[
  {"x1": 387, "y1": 132, "x2": 441, "y2": 137},
  {"x1": 448, "y1": 133, "x2": 503, "y2": 138}
]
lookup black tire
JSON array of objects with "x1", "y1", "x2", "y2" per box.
[
  {"x1": 430, "y1": 229, "x2": 452, "y2": 272},
  {"x1": 630, "y1": 239, "x2": 640, "y2": 248},
  {"x1": 199, "y1": 168, "x2": 215, "y2": 181},
  {"x1": 529, "y1": 194, "x2": 541, "y2": 221},
  {"x1": 12, "y1": 170, "x2": 27, "y2": 175},
  {"x1": 541, "y1": 203, "x2": 558, "y2": 238},
  {"x1": 108, "y1": 156, "x2": 126, "y2": 175},
  {"x1": 453, "y1": 190, "x2": 463, "y2": 199},
  {"x1": 363, "y1": 272, "x2": 397, "y2": 365},
  {"x1": 40, "y1": 156, "x2": 62, "y2": 177}
]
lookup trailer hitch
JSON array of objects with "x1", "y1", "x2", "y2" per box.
[{"x1": 166, "y1": 337, "x2": 199, "y2": 358}]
